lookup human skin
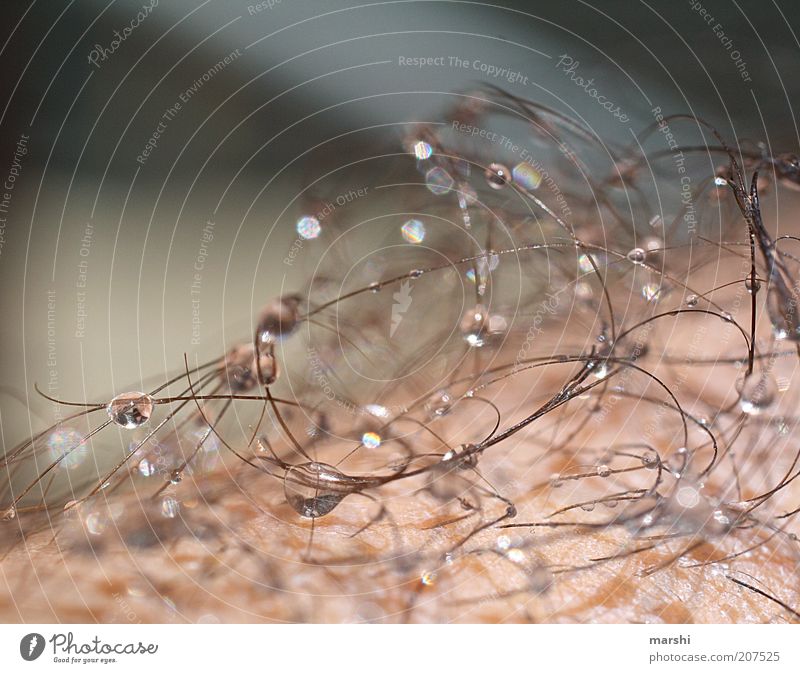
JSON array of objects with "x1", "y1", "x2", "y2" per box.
[{"x1": 1, "y1": 314, "x2": 798, "y2": 625}]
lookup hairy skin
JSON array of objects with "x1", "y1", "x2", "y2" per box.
[{"x1": 1, "y1": 349, "x2": 798, "y2": 624}]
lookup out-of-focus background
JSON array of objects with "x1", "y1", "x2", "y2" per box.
[{"x1": 1, "y1": 0, "x2": 798, "y2": 445}]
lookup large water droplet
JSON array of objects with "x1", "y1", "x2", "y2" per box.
[
  {"x1": 296, "y1": 215, "x2": 321, "y2": 240},
  {"x1": 485, "y1": 162, "x2": 511, "y2": 189},
  {"x1": 512, "y1": 162, "x2": 542, "y2": 190},
  {"x1": 401, "y1": 219, "x2": 426, "y2": 244},
  {"x1": 257, "y1": 294, "x2": 302, "y2": 345},
  {"x1": 425, "y1": 389, "x2": 453, "y2": 418},
  {"x1": 737, "y1": 373, "x2": 777, "y2": 415},
  {"x1": 47, "y1": 427, "x2": 88, "y2": 468},
  {"x1": 627, "y1": 247, "x2": 646, "y2": 265},
  {"x1": 107, "y1": 392, "x2": 154, "y2": 429},
  {"x1": 460, "y1": 305, "x2": 488, "y2": 347},
  {"x1": 425, "y1": 166, "x2": 454, "y2": 195},
  {"x1": 284, "y1": 462, "x2": 348, "y2": 518}
]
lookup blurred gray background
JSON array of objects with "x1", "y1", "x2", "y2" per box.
[{"x1": 0, "y1": 0, "x2": 798, "y2": 445}]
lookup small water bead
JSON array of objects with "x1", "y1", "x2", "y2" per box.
[
  {"x1": 714, "y1": 176, "x2": 728, "y2": 187},
  {"x1": 460, "y1": 305, "x2": 488, "y2": 347},
  {"x1": 549, "y1": 473, "x2": 563, "y2": 488},
  {"x1": 257, "y1": 294, "x2": 302, "y2": 345},
  {"x1": 369, "y1": 281, "x2": 381, "y2": 293},
  {"x1": 107, "y1": 392, "x2": 154, "y2": 429},
  {"x1": 496, "y1": 535, "x2": 512, "y2": 551},
  {"x1": 296, "y1": 215, "x2": 321, "y2": 240},
  {"x1": 47, "y1": 427, "x2": 88, "y2": 468},
  {"x1": 225, "y1": 343, "x2": 278, "y2": 390},
  {"x1": 364, "y1": 404, "x2": 389, "y2": 419},
  {"x1": 484, "y1": 162, "x2": 511, "y2": 189},
  {"x1": 161, "y1": 496, "x2": 180, "y2": 519},
  {"x1": 512, "y1": 162, "x2": 542, "y2": 190},
  {"x1": 425, "y1": 389, "x2": 453, "y2": 418},
  {"x1": 1, "y1": 506, "x2": 16, "y2": 521},
  {"x1": 412, "y1": 140, "x2": 433, "y2": 160},
  {"x1": 507, "y1": 549, "x2": 525, "y2": 564},
  {"x1": 580, "y1": 502, "x2": 596, "y2": 512},
  {"x1": 361, "y1": 431, "x2": 381, "y2": 449},
  {"x1": 409, "y1": 268, "x2": 424, "y2": 279},
  {"x1": 745, "y1": 277, "x2": 761, "y2": 293},
  {"x1": 420, "y1": 571, "x2": 437, "y2": 586},
  {"x1": 85, "y1": 511, "x2": 108, "y2": 536},
  {"x1": 720, "y1": 311, "x2": 733, "y2": 323},
  {"x1": 641, "y1": 450, "x2": 658, "y2": 469},
  {"x1": 138, "y1": 458, "x2": 157, "y2": 477},
  {"x1": 441, "y1": 444, "x2": 478, "y2": 470},
  {"x1": 685, "y1": 294, "x2": 699, "y2": 307},
  {"x1": 627, "y1": 247, "x2": 647, "y2": 265},
  {"x1": 675, "y1": 484, "x2": 701, "y2": 509},
  {"x1": 401, "y1": 219, "x2": 426, "y2": 244},
  {"x1": 737, "y1": 373, "x2": 778, "y2": 415},
  {"x1": 168, "y1": 469, "x2": 183, "y2": 485},
  {"x1": 596, "y1": 464, "x2": 611, "y2": 478},
  {"x1": 578, "y1": 253, "x2": 595, "y2": 275},
  {"x1": 425, "y1": 166, "x2": 454, "y2": 195},
  {"x1": 284, "y1": 462, "x2": 348, "y2": 518},
  {"x1": 641, "y1": 283, "x2": 661, "y2": 303}
]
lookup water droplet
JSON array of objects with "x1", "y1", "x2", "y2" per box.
[
  {"x1": 138, "y1": 458, "x2": 156, "y2": 477},
  {"x1": 161, "y1": 496, "x2": 180, "y2": 519},
  {"x1": 257, "y1": 294, "x2": 302, "y2": 345},
  {"x1": 425, "y1": 389, "x2": 453, "y2": 418},
  {"x1": 2, "y1": 506, "x2": 16, "y2": 521},
  {"x1": 714, "y1": 176, "x2": 728, "y2": 187},
  {"x1": 47, "y1": 427, "x2": 88, "y2": 468},
  {"x1": 580, "y1": 502, "x2": 596, "y2": 512},
  {"x1": 685, "y1": 294, "x2": 699, "y2": 307},
  {"x1": 168, "y1": 469, "x2": 182, "y2": 485},
  {"x1": 641, "y1": 283, "x2": 661, "y2": 303},
  {"x1": 409, "y1": 268, "x2": 424, "y2": 279},
  {"x1": 738, "y1": 373, "x2": 777, "y2": 415},
  {"x1": 713, "y1": 509, "x2": 730, "y2": 526},
  {"x1": 364, "y1": 404, "x2": 389, "y2": 419},
  {"x1": 745, "y1": 277, "x2": 760, "y2": 293},
  {"x1": 401, "y1": 219, "x2": 426, "y2": 244},
  {"x1": 460, "y1": 305, "x2": 488, "y2": 347},
  {"x1": 507, "y1": 549, "x2": 525, "y2": 563},
  {"x1": 284, "y1": 462, "x2": 348, "y2": 518},
  {"x1": 485, "y1": 162, "x2": 511, "y2": 189},
  {"x1": 421, "y1": 570, "x2": 437, "y2": 586},
  {"x1": 361, "y1": 431, "x2": 381, "y2": 449},
  {"x1": 675, "y1": 484, "x2": 701, "y2": 509},
  {"x1": 225, "y1": 343, "x2": 278, "y2": 390},
  {"x1": 603, "y1": 499, "x2": 619, "y2": 509},
  {"x1": 296, "y1": 215, "x2": 321, "y2": 240},
  {"x1": 578, "y1": 253, "x2": 595, "y2": 274},
  {"x1": 627, "y1": 247, "x2": 646, "y2": 264},
  {"x1": 85, "y1": 511, "x2": 108, "y2": 536},
  {"x1": 369, "y1": 282, "x2": 381, "y2": 293},
  {"x1": 496, "y1": 534, "x2": 512, "y2": 550},
  {"x1": 592, "y1": 362, "x2": 609, "y2": 380},
  {"x1": 720, "y1": 311, "x2": 733, "y2": 323},
  {"x1": 549, "y1": 473, "x2": 563, "y2": 488},
  {"x1": 596, "y1": 464, "x2": 611, "y2": 478},
  {"x1": 642, "y1": 513, "x2": 654, "y2": 526},
  {"x1": 107, "y1": 392, "x2": 154, "y2": 429},
  {"x1": 412, "y1": 140, "x2": 432, "y2": 160},
  {"x1": 511, "y1": 162, "x2": 542, "y2": 190},
  {"x1": 641, "y1": 450, "x2": 658, "y2": 468},
  {"x1": 425, "y1": 166, "x2": 454, "y2": 195}
]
